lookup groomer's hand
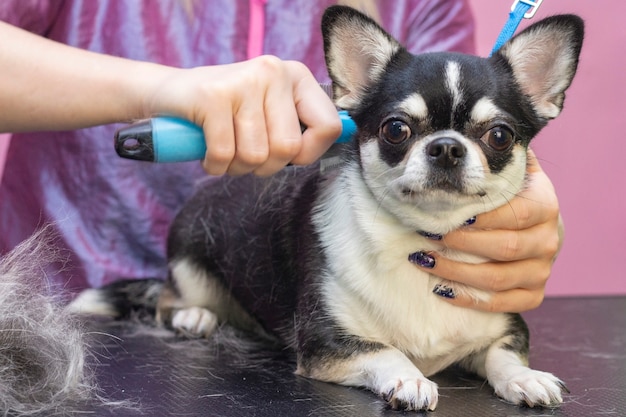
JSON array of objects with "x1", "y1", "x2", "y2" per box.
[
  {"x1": 411, "y1": 150, "x2": 562, "y2": 313},
  {"x1": 145, "y1": 55, "x2": 342, "y2": 176}
]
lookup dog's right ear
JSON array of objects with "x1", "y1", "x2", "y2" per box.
[{"x1": 322, "y1": 6, "x2": 402, "y2": 110}]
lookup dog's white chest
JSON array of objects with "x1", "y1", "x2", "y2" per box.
[{"x1": 312, "y1": 170, "x2": 508, "y2": 374}]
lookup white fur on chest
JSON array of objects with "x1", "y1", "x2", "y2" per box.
[{"x1": 312, "y1": 165, "x2": 510, "y2": 375}]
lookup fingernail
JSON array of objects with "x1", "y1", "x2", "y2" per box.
[
  {"x1": 433, "y1": 284, "x2": 456, "y2": 299},
  {"x1": 464, "y1": 216, "x2": 477, "y2": 226},
  {"x1": 408, "y1": 251, "x2": 436, "y2": 268},
  {"x1": 417, "y1": 231, "x2": 443, "y2": 241}
]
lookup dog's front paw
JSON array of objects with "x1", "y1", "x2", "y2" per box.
[
  {"x1": 171, "y1": 306, "x2": 218, "y2": 338},
  {"x1": 494, "y1": 369, "x2": 567, "y2": 407},
  {"x1": 380, "y1": 376, "x2": 439, "y2": 411}
]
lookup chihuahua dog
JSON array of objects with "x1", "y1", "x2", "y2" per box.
[{"x1": 75, "y1": 6, "x2": 584, "y2": 411}]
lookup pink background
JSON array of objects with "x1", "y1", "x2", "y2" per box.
[
  {"x1": 1, "y1": 1, "x2": 623, "y2": 296},
  {"x1": 469, "y1": 0, "x2": 626, "y2": 296}
]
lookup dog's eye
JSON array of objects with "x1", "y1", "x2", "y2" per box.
[
  {"x1": 380, "y1": 120, "x2": 411, "y2": 144},
  {"x1": 482, "y1": 126, "x2": 514, "y2": 151}
]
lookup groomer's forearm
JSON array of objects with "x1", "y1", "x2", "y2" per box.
[{"x1": 0, "y1": 21, "x2": 173, "y2": 132}]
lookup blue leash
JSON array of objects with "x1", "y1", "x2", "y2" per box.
[{"x1": 490, "y1": 0, "x2": 543, "y2": 56}]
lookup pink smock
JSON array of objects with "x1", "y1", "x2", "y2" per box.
[{"x1": 0, "y1": 0, "x2": 475, "y2": 291}]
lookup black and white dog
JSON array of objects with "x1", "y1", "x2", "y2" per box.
[{"x1": 76, "y1": 6, "x2": 584, "y2": 411}]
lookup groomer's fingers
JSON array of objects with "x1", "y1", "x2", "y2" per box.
[
  {"x1": 227, "y1": 57, "x2": 285, "y2": 176},
  {"x1": 191, "y1": 57, "x2": 299, "y2": 176},
  {"x1": 409, "y1": 251, "x2": 550, "y2": 313},
  {"x1": 287, "y1": 61, "x2": 342, "y2": 166},
  {"x1": 201, "y1": 99, "x2": 236, "y2": 176},
  {"x1": 216, "y1": 58, "x2": 338, "y2": 176},
  {"x1": 227, "y1": 94, "x2": 270, "y2": 176},
  {"x1": 443, "y1": 221, "x2": 561, "y2": 262},
  {"x1": 446, "y1": 288, "x2": 544, "y2": 313},
  {"x1": 411, "y1": 253, "x2": 550, "y2": 294},
  {"x1": 252, "y1": 58, "x2": 303, "y2": 176}
]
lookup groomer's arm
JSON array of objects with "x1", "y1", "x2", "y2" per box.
[{"x1": 0, "y1": 21, "x2": 341, "y2": 176}]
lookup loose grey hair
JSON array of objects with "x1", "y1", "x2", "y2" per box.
[{"x1": 0, "y1": 228, "x2": 94, "y2": 416}]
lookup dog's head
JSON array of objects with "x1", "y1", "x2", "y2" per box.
[{"x1": 322, "y1": 6, "x2": 583, "y2": 233}]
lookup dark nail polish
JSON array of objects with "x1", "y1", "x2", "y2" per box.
[
  {"x1": 433, "y1": 284, "x2": 456, "y2": 299},
  {"x1": 417, "y1": 231, "x2": 443, "y2": 241},
  {"x1": 408, "y1": 251, "x2": 436, "y2": 269},
  {"x1": 464, "y1": 216, "x2": 477, "y2": 226}
]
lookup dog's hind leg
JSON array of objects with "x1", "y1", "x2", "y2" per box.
[
  {"x1": 156, "y1": 258, "x2": 259, "y2": 338},
  {"x1": 156, "y1": 259, "x2": 219, "y2": 338},
  {"x1": 459, "y1": 314, "x2": 567, "y2": 407}
]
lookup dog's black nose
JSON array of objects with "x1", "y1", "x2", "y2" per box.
[{"x1": 426, "y1": 137, "x2": 466, "y2": 168}]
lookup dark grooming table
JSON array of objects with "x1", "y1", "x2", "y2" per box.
[{"x1": 88, "y1": 296, "x2": 626, "y2": 416}]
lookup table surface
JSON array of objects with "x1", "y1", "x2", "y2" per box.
[{"x1": 85, "y1": 296, "x2": 626, "y2": 417}]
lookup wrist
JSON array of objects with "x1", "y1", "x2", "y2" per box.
[{"x1": 113, "y1": 60, "x2": 179, "y2": 122}]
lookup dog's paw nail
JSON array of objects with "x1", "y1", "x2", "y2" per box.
[
  {"x1": 382, "y1": 388, "x2": 395, "y2": 402},
  {"x1": 381, "y1": 377, "x2": 439, "y2": 411},
  {"x1": 494, "y1": 369, "x2": 565, "y2": 407},
  {"x1": 408, "y1": 251, "x2": 436, "y2": 268}
]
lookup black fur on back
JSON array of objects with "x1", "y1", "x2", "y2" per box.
[{"x1": 168, "y1": 166, "x2": 328, "y2": 341}]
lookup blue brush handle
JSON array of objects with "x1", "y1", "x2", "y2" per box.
[{"x1": 114, "y1": 111, "x2": 356, "y2": 163}]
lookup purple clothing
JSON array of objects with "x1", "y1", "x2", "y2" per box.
[{"x1": 0, "y1": 0, "x2": 475, "y2": 291}]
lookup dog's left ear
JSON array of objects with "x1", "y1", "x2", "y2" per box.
[
  {"x1": 495, "y1": 15, "x2": 584, "y2": 120},
  {"x1": 322, "y1": 6, "x2": 402, "y2": 110}
]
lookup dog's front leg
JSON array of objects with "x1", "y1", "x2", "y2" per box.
[
  {"x1": 459, "y1": 314, "x2": 567, "y2": 407},
  {"x1": 296, "y1": 342, "x2": 439, "y2": 411},
  {"x1": 483, "y1": 341, "x2": 567, "y2": 407}
]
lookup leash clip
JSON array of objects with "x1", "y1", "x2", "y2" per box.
[
  {"x1": 511, "y1": 0, "x2": 543, "y2": 19},
  {"x1": 490, "y1": 0, "x2": 544, "y2": 56}
]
